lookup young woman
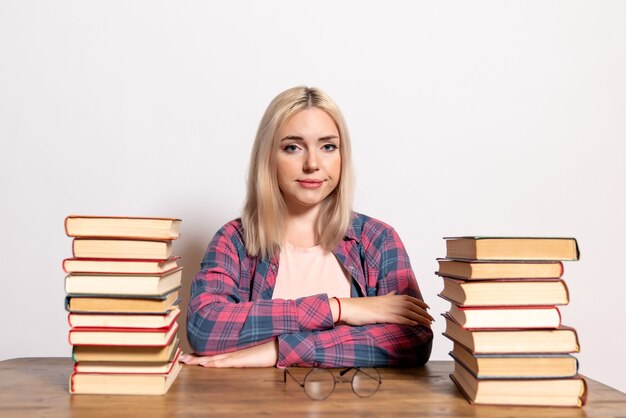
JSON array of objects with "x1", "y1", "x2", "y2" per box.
[{"x1": 180, "y1": 87, "x2": 433, "y2": 368}]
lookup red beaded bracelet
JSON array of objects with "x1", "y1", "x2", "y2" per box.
[{"x1": 332, "y1": 296, "x2": 342, "y2": 323}]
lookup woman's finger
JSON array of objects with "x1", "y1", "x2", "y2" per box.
[
  {"x1": 180, "y1": 352, "x2": 233, "y2": 365},
  {"x1": 180, "y1": 354, "x2": 213, "y2": 365}
]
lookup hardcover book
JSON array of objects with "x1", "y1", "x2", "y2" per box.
[
  {"x1": 450, "y1": 342, "x2": 579, "y2": 379},
  {"x1": 68, "y1": 308, "x2": 181, "y2": 329},
  {"x1": 436, "y1": 258, "x2": 563, "y2": 280},
  {"x1": 444, "y1": 237, "x2": 580, "y2": 261},
  {"x1": 69, "y1": 353, "x2": 183, "y2": 395},
  {"x1": 64, "y1": 268, "x2": 183, "y2": 296},
  {"x1": 68, "y1": 322, "x2": 179, "y2": 346},
  {"x1": 72, "y1": 238, "x2": 173, "y2": 260},
  {"x1": 447, "y1": 304, "x2": 561, "y2": 329},
  {"x1": 72, "y1": 336, "x2": 180, "y2": 362},
  {"x1": 439, "y1": 277, "x2": 569, "y2": 307},
  {"x1": 62, "y1": 257, "x2": 181, "y2": 274},
  {"x1": 65, "y1": 215, "x2": 181, "y2": 240},
  {"x1": 74, "y1": 348, "x2": 182, "y2": 374},
  {"x1": 450, "y1": 360, "x2": 587, "y2": 406},
  {"x1": 443, "y1": 315, "x2": 580, "y2": 354},
  {"x1": 65, "y1": 287, "x2": 180, "y2": 313}
]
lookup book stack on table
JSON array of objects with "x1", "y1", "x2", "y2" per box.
[
  {"x1": 437, "y1": 236, "x2": 586, "y2": 407},
  {"x1": 63, "y1": 215, "x2": 184, "y2": 395}
]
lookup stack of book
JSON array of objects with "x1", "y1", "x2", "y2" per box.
[
  {"x1": 437, "y1": 236, "x2": 587, "y2": 407},
  {"x1": 63, "y1": 215, "x2": 184, "y2": 395}
]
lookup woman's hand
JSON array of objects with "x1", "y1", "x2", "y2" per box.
[
  {"x1": 332, "y1": 292, "x2": 434, "y2": 327},
  {"x1": 179, "y1": 339, "x2": 278, "y2": 368}
]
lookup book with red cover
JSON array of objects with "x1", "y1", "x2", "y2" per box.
[
  {"x1": 68, "y1": 308, "x2": 181, "y2": 329},
  {"x1": 65, "y1": 215, "x2": 181, "y2": 240},
  {"x1": 68, "y1": 322, "x2": 179, "y2": 347}
]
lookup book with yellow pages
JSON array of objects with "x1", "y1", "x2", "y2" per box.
[
  {"x1": 64, "y1": 268, "x2": 183, "y2": 296},
  {"x1": 436, "y1": 258, "x2": 563, "y2": 280},
  {"x1": 74, "y1": 348, "x2": 182, "y2": 374},
  {"x1": 65, "y1": 287, "x2": 180, "y2": 313},
  {"x1": 72, "y1": 238, "x2": 173, "y2": 260},
  {"x1": 70, "y1": 350, "x2": 183, "y2": 395},
  {"x1": 450, "y1": 360, "x2": 587, "y2": 406},
  {"x1": 450, "y1": 342, "x2": 579, "y2": 378},
  {"x1": 73, "y1": 336, "x2": 180, "y2": 362},
  {"x1": 62, "y1": 256, "x2": 180, "y2": 274},
  {"x1": 68, "y1": 322, "x2": 179, "y2": 346},
  {"x1": 439, "y1": 277, "x2": 569, "y2": 307},
  {"x1": 444, "y1": 237, "x2": 579, "y2": 261},
  {"x1": 68, "y1": 308, "x2": 181, "y2": 329},
  {"x1": 447, "y1": 304, "x2": 561, "y2": 329},
  {"x1": 443, "y1": 315, "x2": 580, "y2": 354},
  {"x1": 65, "y1": 215, "x2": 181, "y2": 240}
]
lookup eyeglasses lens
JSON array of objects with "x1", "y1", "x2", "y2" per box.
[
  {"x1": 303, "y1": 369, "x2": 335, "y2": 400},
  {"x1": 351, "y1": 368, "x2": 381, "y2": 398}
]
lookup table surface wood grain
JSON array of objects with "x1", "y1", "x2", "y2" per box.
[{"x1": 1, "y1": 358, "x2": 625, "y2": 418}]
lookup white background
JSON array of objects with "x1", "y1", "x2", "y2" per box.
[{"x1": 1, "y1": 1, "x2": 625, "y2": 393}]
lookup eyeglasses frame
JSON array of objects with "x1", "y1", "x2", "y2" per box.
[{"x1": 282, "y1": 367, "x2": 382, "y2": 400}]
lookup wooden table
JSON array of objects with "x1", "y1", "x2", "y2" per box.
[{"x1": 1, "y1": 358, "x2": 625, "y2": 418}]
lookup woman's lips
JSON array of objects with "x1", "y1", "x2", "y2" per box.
[{"x1": 297, "y1": 180, "x2": 323, "y2": 189}]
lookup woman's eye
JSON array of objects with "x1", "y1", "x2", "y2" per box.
[
  {"x1": 322, "y1": 143, "x2": 338, "y2": 152},
  {"x1": 282, "y1": 144, "x2": 300, "y2": 153}
]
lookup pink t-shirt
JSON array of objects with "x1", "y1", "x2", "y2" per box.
[{"x1": 271, "y1": 242, "x2": 351, "y2": 300}]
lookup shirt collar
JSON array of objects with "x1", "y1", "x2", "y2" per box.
[{"x1": 342, "y1": 212, "x2": 360, "y2": 243}]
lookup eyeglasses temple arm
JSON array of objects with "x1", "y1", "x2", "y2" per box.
[
  {"x1": 339, "y1": 367, "x2": 355, "y2": 377},
  {"x1": 283, "y1": 368, "x2": 306, "y2": 388}
]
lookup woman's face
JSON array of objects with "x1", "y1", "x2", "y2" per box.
[{"x1": 276, "y1": 107, "x2": 341, "y2": 213}]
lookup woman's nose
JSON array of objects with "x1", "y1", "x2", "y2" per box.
[{"x1": 303, "y1": 152, "x2": 319, "y2": 172}]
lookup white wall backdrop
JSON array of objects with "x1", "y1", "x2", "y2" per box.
[{"x1": 1, "y1": 0, "x2": 625, "y2": 393}]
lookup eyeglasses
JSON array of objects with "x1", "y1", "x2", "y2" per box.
[{"x1": 283, "y1": 367, "x2": 382, "y2": 400}]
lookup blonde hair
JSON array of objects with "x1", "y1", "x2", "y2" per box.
[{"x1": 242, "y1": 86, "x2": 355, "y2": 259}]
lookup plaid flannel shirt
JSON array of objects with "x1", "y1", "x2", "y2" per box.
[{"x1": 187, "y1": 212, "x2": 433, "y2": 368}]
